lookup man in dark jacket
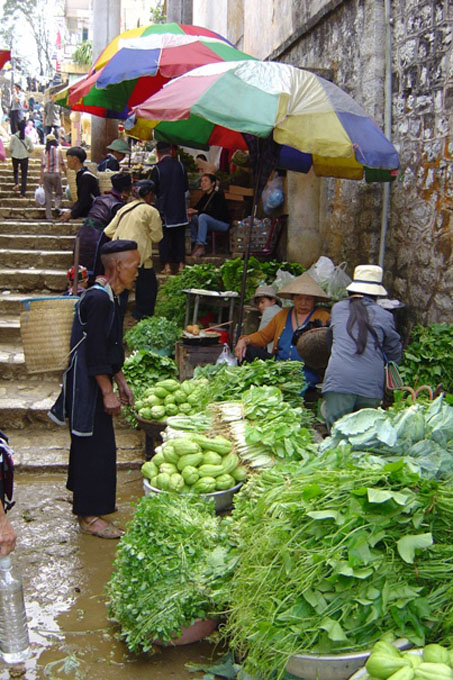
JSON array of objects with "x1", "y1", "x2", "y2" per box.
[
  {"x1": 150, "y1": 141, "x2": 188, "y2": 274},
  {"x1": 97, "y1": 138, "x2": 130, "y2": 171},
  {"x1": 59, "y1": 147, "x2": 100, "y2": 222},
  {"x1": 75, "y1": 171, "x2": 132, "y2": 282}
]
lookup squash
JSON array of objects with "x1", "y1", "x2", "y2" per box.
[
  {"x1": 162, "y1": 445, "x2": 179, "y2": 464},
  {"x1": 159, "y1": 463, "x2": 178, "y2": 476},
  {"x1": 231, "y1": 465, "x2": 247, "y2": 482},
  {"x1": 215, "y1": 473, "x2": 236, "y2": 490},
  {"x1": 198, "y1": 464, "x2": 225, "y2": 478},
  {"x1": 152, "y1": 451, "x2": 165, "y2": 467},
  {"x1": 169, "y1": 473, "x2": 185, "y2": 492},
  {"x1": 172, "y1": 438, "x2": 201, "y2": 456},
  {"x1": 181, "y1": 465, "x2": 200, "y2": 486},
  {"x1": 202, "y1": 451, "x2": 223, "y2": 466},
  {"x1": 222, "y1": 452, "x2": 239, "y2": 475},
  {"x1": 155, "y1": 472, "x2": 171, "y2": 491},
  {"x1": 192, "y1": 477, "x2": 216, "y2": 493}
]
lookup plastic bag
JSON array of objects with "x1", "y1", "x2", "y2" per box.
[
  {"x1": 272, "y1": 269, "x2": 295, "y2": 307},
  {"x1": 306, "y1": 256, "x2": 335, "y2": 291},
  {"x1": 262, "y1": 174, "x2": 284, "y2": 214},
  {"x1": 216, "y1": 343, "x2": 238, "y2": 366},
  {"x1": 327, "y1": 262, "x2": 352, "y2": 301},
  {"x1": 34, "y1": 185, "x2": 45, "y2": 206}
]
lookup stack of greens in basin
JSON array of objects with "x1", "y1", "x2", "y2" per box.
[{"x1": 220, "y1": 455, "x2": 453, "y2": 679}]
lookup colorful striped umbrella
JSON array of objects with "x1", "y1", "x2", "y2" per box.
[
  {"x1": 56, "y1": 23, "x2": 254, "y2": 120},
  {"x1": 129, "y1": 60, "x2": 399, "y2": 179}
]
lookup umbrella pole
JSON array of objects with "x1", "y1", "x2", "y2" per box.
[{"x1": 234, "y1": 139, "x2": 264, "y2": 345}]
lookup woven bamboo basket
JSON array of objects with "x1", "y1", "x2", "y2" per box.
[
  {"x1": 98, "y1": 170, "x2": 114, "y2": 194},
  {"x1": 296, "y1": 326, "x2": 331, "y2": 370},
  {"x1": 20, "y1": 297, "x2": 78, "y2": 374}
]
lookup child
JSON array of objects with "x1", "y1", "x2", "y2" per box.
[
  {"x1": 250, "y1": 285, "x2": 282, "y2": 358},
  {"x1": 64, "y1": 265, "x2": 88, "y2": 296}
]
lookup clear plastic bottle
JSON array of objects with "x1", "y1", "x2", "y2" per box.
[{"x1": 0, "y1": 556, "x2": 30, "y2": 663}]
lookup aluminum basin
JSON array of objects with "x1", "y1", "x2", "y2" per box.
[{"x1": 143, "y1": 478, "x2": 243, "y2": 512}]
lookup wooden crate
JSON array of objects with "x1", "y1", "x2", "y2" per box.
[
  {"x1": 229, "y1": 216, "x2": 287, "y2": 257},
  {"x1": 229, "y1": 184, "x2": 254, "y2": 197}
]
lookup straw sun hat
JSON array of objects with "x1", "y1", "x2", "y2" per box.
[
  {"x1": 278, "y1": 272, "x2": 330, "y2": 300},
  {"x1": 346, "y1": 265, "x2": 387, "y2": 296},
  {"x1": 251, "y1": 285, "x2": 282, "y2": 307}
]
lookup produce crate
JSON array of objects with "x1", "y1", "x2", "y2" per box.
[
  {"x1": 229, "y1": 215, "x2": 287, "y2": 257},
  {"x1": 228, "y1": 184, "x2": 254, "y2": 197}
]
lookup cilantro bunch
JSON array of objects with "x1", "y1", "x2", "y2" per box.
[{"x1": 124, "y1": 316, "x2": 181, "y2": 353}]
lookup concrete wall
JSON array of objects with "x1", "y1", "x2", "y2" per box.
[{"x1": 191, "y1": 0, "x2": 453, "y2": 323}]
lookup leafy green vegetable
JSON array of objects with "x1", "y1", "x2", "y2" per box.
[
  {"x1": 107, "y1": 494, "x2": 235, "y2": 653},
  {"x1": 124, "y1": 316, "x2": 181, "y2": 353},
  {"x1": 194, "y1": 359, "x2": 306, "y2": 408},
  {"x1": 400, "y1": 323, "x2": 453, "y2": 393},
  {"x1": 219, "y1": 257, "x2": 265, "y2": 300},
  {"x1": 259, "y1": 260, "x2": 306, "y2": 282},
  {"x1": 222, "y1": 458, "x2": 453, "y2": 678},
  {"x1": 155, "y1": 264, "x2": 221, "y2": 325}
]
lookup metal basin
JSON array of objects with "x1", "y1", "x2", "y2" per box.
[
  {"x1": 286, "y1": 639, "x2": 411, "y2": 680},
  {"x1": 143, "y1": 478, "x2": 243, "y2": 512}
]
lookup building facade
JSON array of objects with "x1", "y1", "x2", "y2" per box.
[{"x1": 179, "y1": 0, "x2": 453, "y2": 323}]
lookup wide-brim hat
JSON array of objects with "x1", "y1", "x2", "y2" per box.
[
  {"x1": 106, "y1": 138, "x2": 130, "y2": 154},
  {"x1": 346, "y1": 264, "x2": 387, "y2": 296},
  {"x1": 251, "y1": 285, "x2": 282, "y2": 307},
  {"x1": 278, "y1": 272, "x2": 330, "y2": 300}
]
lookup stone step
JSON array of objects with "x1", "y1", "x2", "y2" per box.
[
  {"x1": 10, "y1": 428, "x2": 145, "y2": 471},
  {"x1": 0, "y1": 343, "x2": 33, "y2": 380},
  {"x1": 0, "y1": 220, "x2": 80, "y2": 235},
  {"x1": 0, "y1": 207, "x2": 47, "y2": 220},
  {"x1": 0, "y1": 234, "x2": 75, "y2": 250},
  {"x1": 0, "y1": 317, "x2": 20, "y2": 343},
  {"x1": 0, "y1": 268, "x2": 67, "y2": 292},
  {"x1": 0, "y1": 248, "x2": 73, "y2": 269},
  {"x1": 0, "y1": 292, "x2": 53, "y2": 316},
  {"x1": 0, "y1": 198, "x2": 71, "y2": 209}
]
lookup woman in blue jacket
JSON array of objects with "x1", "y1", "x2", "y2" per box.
[{"x1": 322, "y1": 265, "x2": 402, "y2": 429}]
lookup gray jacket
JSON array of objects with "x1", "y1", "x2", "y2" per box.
[{"x1": 322, "y1": 297, "x2": 402, "y2": 399}]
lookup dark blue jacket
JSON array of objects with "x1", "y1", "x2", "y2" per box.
[{"x1": 150, "y1": 155, "x2": 188, "y2": 227}]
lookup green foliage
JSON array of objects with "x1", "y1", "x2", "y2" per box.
[
  {"x1": 72, "y1": 40, "x2": 92, "y2": 66},
  {"x1": 149, "y1": 0, "x2": 166, "y2": 24},
  {"x1": 223, "y1": 458, "x2": 453, "y2": 677},
  {"x1": 219, "y1": 257, "x2": 265, "y2": 300},
  {"x1": 400, "y1": 324, "x2": 453, "y2": 393},
  {"x1": 107, "y1": 493, "x2": 234, "y2": 653},
  {"x1": 154, "y1": 264, "x2": 221, "y2": 325},
  {"x1": 260, "y1": 260, "x2": 306, "y2": 281},
  {"x1": 122, "y1": 350, "x2": 177, "y2": 398},
  {"x1": 124, "y1": 316, "x2": 181, "y2": 353}
]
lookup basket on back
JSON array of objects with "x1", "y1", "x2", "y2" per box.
[
  {"x1": 20, "y1": 297, "x2": 78, "y2": 374},
  {"x1": 97, "y1": 170, "x2": 114, "y2": 194},
  {"x1": 296, "y1": 326, "x2": 331, "y2": 371}
]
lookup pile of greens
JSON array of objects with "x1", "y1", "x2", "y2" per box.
[
  {"x1": 223, "y1": 458, "x2": 453, "y2": 678},
  {"x1": 154, "y1": 263, "x2": 221, "y2": 326},
  {"x1": 124, "y1": 316, "x2": 182, "y2": 353},
  {"x1": 219, "y1": 257, "x2": 266, "y2": 301},
  {"x1": 194, "y1": 359, "x2": 306, "y2": 408},
  {"x1": 320, "y1": 395, "x2": 453, "y2": 479},
  {"x1": 400, "y1": 323, "x2": 453, "y2": 393},
  {"x1": 107, "y1": 493, "x2": 235, "y2": 653}
]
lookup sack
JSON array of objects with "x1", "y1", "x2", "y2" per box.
[
  {"x1": 216, "y1": 343, "x2": 237, "y2": 366},
  {"x1": 35, "y1": 185, "x2": 45, "y2": 206},
  {"x1": 0, "y1": 139, "x2": 5, "y2": 162},
  {"x1": 262, "y1": 174, "x2": 284, "y2": 214},
  {"x1": 385, "y1": 360, "x2": 404, "y2": 390}
]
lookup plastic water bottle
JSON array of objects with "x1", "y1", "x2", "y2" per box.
[{"x1": 0, "y1": 556, "x2": 30, "y2": 663}]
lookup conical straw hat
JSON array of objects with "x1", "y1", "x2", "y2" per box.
[{"x1": 278, "y1": 272, "x2": 330, "y2": 300}]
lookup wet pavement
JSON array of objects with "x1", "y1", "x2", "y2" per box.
[{"x1": 1, "y1": 471, "x2": 220, "y2": 679}]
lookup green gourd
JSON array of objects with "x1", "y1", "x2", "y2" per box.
[
  {"x1": 153, "y1": 387, "x2": 168, "y2": 400},
  {"x1": 386, "y1": 668, "x2": 414, "y2": 680},
  {"x1": 152, "y1": 451, "x2": 165, "y2": 467},
  {"x1": 162, "y1": 445, "x2": 179, "y2": 464},
  {"x1": 173, "y1": 390, "x2": 187, "y2": 404},
  {"x1": 165, "y1": 403, "x2": 178, "y2": 417},
  {"x1": 181, "y1": 465, "x2": 199, "y2": 486},
  {"x1": 198, "y1": 464, "x2": 225, "y2": 478},
  {"x1": 215, "y1": 473, "x2": 236, "y2": 490},
  {"x1": 222, "y1": 452, "x2": 239, "y2": 475},
  {"x1": 169, "y1": 473, "x2": 185, "y2": 492},
  {"x1": 177, "y1": 452, "x2": 203, "y2": 471},
  {"x1": 231, "y1": 465, "x2": 248, "y2": 482},
  {"x1": 164, "y1": 394, "x2": 176, "y2": 405},
  {"x1": 159, "y1": 463, "x2": 178, "y2": 475},
  {"x1": 150, "y1": 475, "x2": 158, "y2": 488},
  {"x1": 422, "y1": 645, "x2": 450, "y2": 665},
  {"x1": 172, "y1": 438, "x2": 201, "y2": 456},
  {"x1": 372, "y1": 642, "x2": 402, "y2": 658},
  {"x1": 150, "y1": 405, "x2": 166, "y2": 420},
  {"x1": 414, "y1": 662, "x2": 453, "y2": 680},
  {"x1": 156, "y1": 379, "x2": 179, "y2": 392},
  {"x1": 155, "y1": 472, "x2": 171, "y2": 491},
  {"x1": 202, "y1": 451, "x2": 223, "y2": 466},
  {"x1": 365, "y1": 653, "x2": 409, "y2": 679},
  {"x1": 141, "y1": 461, "x2": 158, "y2": 480},
  {"x1": 192, "y1": 477, "x2": 217, "y2": 493}
]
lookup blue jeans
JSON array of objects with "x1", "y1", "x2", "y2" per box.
[{"x1": 190, "y1": 214, "x2": 229, "y2": 246}]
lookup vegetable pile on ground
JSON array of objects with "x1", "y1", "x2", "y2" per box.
[
  {"x1": 107, "y1": 493, "x2": 234, "y2": 653},
  {"x1": 221, "y1": 457, "x2": 453, "y2": 678},
  {"x1": 141, "y1": 433, "x2": 247, "y2": 493},
  {"x1": 320, "y1": 395, "x2": 453, "y2": 479},
  {"x1": 121, "y1": 351, "x2": 177, "y2": 427},
  {"x1": 135, "y1": 378, "x2": 208, "y2": 422},
  {"x1": 124, "y1": 316, "x2": 181, "y2": 355},
  {"x1": 154, "y1": 263, "x2": 221, "y2": 326},
  {"x1": 364, "y1": 640, "x2": 453, "y2": 679},
  {"x1": 194, "y1": 359, "x2": 306, "y2": 408},
  {"x1": 400, "y1": 323, "x2": 453, "y2": 394}
]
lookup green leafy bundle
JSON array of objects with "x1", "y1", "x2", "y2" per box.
[
  {"x1": 122, "y1": 350, "x2": 177, "y2": 398},
  {"x1": 259, "y1": 260, "x2": 306, "y2": 282},
  {"x1": 223, "y1": 458, "x2": 453, "y2": 678},
  {"x1": 194, "y1": 359, "x2": 306, "y2": 408},
  {"x1": 400, "y1": 323, "x2": 453, "y2": 393},
  {"x1": 124, "y1": 316, "x2": 182, "y2": 353},
  {"x1": 219, "y1": 257, "x2": 265, "y2": 300},
  {"x1": 154, "y1": 263, "x2": 221, "y2": 325},
  {"x1": 107, "y1": 494, "x2": 234, "y2": 653}
]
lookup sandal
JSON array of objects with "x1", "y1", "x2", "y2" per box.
[{"x1": 78, "y1": 516, "x2": 124, "y2": 539}]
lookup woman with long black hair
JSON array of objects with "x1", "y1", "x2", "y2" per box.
[
  {"x1": 40, "y1": 134, "x2": 66, "y2": 220},
  {"x1": 322, "y1": 265, "x2": 402, "y2": 428}
]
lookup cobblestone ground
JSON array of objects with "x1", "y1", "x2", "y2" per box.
[{"x1": 0, "y1": 471, "x2": 219, "y2": 680}]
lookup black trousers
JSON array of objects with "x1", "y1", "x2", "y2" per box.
[
  {"x1": 67, "y1": 389, "x2": 117, "y2": 517},
  {"x1": 12, "y1": 157, "x2": 28, "y2": 196},
  {"x1": 45, "y1": 125, "x2": 60, "y2": 140},
  {"x1": 134, "y1": 266, "x2": 158, "y2": 320},
  {"x1": 159, "y1": 225, "x2": 186, "y2": 264}
]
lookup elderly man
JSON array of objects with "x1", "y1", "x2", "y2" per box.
[
  {"x1": 97, "y1": 138, "x2": 130, "y2": 171},
  {"x1": 104, "y1": 179, "x2": 163, "y2": 320},
  {"x1": 49, "y1": 240, "x2": 140, "y2": 539}
]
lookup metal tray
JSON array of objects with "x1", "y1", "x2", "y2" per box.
[
  {"x1": 143, "y1": 478, "x2": 243, "y2": 512},
  {"x1": 182, "y1": 331, "x2": 221, "y2": 346},
  {"x1": 285, "y1": 639, "x2": 411, "y2": 680}
]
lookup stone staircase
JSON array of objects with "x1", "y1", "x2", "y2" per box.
[{"x1": 0, "y1": 158, "x2": 145, "y2": 470}]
